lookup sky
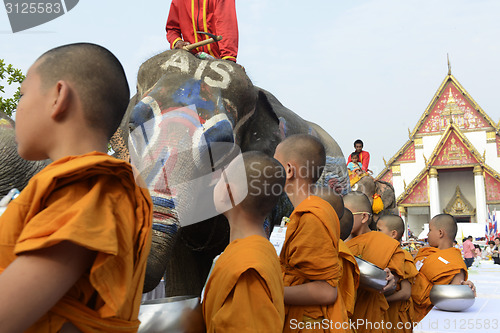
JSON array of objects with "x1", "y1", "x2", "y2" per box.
[{"x1": 2, "y1": 0, "x2": 500, "y2": 175}]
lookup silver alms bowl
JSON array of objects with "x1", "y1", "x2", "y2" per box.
[
  {"x1": 355, "y1": 257, "x2": 388, "y2": 291},
  {"x1": 138, "y1": 295, "x2": 199, "y2": 333},
  {"x1": 429, "y1": 285, "x2": 475, "y2": 312}
]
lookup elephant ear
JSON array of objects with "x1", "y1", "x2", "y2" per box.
[
  {"x1": 375, "y1": 180, "x2": 396, "y2": 210},
  {"x1": 239, "y1": 87, "x2": 281, "y2": 156}
]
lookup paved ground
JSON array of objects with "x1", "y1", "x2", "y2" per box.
[{"x1": 415, "y1": 260, "x2": 500, "y2": 333}]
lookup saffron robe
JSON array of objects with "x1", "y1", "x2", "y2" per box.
[
  {"x1": 411, "y1": 247, "x2": 467, "y2": 322},
  {"x1": 346, "y1": 231, "x2": 405, "y2": 333},
  {"x1": 338, "y1": 239, "x2": 360, "y2": 319},
  {"x1": 203, "y1": 235, "x2": 284, "y2": 333},
  {"x1": 166, "y1": 0, "x2": 238, "y2": 61},
  {"x1": 281, "y1": 196, "x2": 349, "y2": 333},
  {"x1": 386, "y1": 249, "x2": 418, "y2": 332},
  {"x1": 0, "y1": 152, "x2": 153, "y2": 332}
]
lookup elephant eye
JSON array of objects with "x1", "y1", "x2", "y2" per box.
[{"x1": 352, "y1": 184, "x2": 358, "y2": 191}]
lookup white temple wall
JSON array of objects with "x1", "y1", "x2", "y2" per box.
[
  {"x1": 407, "y1": 206, "x2": 430, "y2": 238},
  {"x1": 464, "y1": 131, "x2": 487, "y2": 156}
]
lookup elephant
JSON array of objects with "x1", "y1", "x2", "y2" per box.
[
  {"x1": 351, "y1": 175, "x2": 397, "y2": 226},
  {"x1": 110, "y1": 49, "x2": 350, "y2": 296},
  {"x1": 0, "y1": 112, "x2": 49, "y2": 197}
]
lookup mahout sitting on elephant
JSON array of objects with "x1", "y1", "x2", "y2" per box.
[{"x1": 111, "y1": 49, "x2": 350, "y2": 296}]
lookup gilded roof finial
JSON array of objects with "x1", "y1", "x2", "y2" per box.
[
  {"x1": 383, "y1": 157, "x2": 387, "y2": 167},
  {"x1": 447, "y1": 53, "x2": 451, "y2": 75},
  {"x1": 408, "y1": 128, "x2": 411, "y2": 138}
]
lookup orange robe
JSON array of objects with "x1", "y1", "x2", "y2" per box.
[
  {"x1": 411, "y1": 247, "x2": 467, "y2": 322},
  {"x1": 386, "y1": 249, "x2": 418, "y2": 332},
  {"x1": 281, "y1": 196, "x2": 349, "y2": 333},
  {"x1": 346, "y1": 232, "x2": 405, "y2": 333},
  {"x1": 202, "y1": 235, "x2": 284, "y2": 332},
  {"x1": 338, "y1": 240, "x2": 360, "y2": 319},
  {"x1": 0, "y1": 152, "x2": 153, "y2": 332}
]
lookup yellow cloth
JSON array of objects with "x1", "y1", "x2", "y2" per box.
[
  {"x1": 386, "y1": 249, "x2": 418, "y2": 332},
  {"x1": 202, "y1": 235, "x2": 285, "y2": 333},
  {"x1": 411, "y1": 247, "x2": 467, "y2": 322},
  {"x1": 281, "y1": 196, "x2": 349, "y2": 333},
  {"x1": 0, "y1": 152, "x2": 153, "y2": 332},
  {"x1": 346, "y1": 231, "x2": 405, "y2": 333},
  {"x1": 338, "y1": 240, "x2": 360, "y2": 319}
]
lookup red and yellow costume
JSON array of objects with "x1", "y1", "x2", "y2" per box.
[
  {"x1": 347, "y1": 150, "x2": 370, "y2": 172},
  {"x1": 166, "y1": 0, "x2": 238, "y2": 62},
  {"x1": 0, "y1": 152, "x2": 153, "y2": 332}
]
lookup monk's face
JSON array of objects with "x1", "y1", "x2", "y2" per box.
[
  {"x1": 427, "y1": 220, "x2": 440, "y2": 247},
  {"x1": 376, "y1": 219, "x2": 393, "y2": 238}
]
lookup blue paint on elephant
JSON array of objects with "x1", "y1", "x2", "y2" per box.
[
  {"x1": 152, "y1": 196, "x2": 177, "y2": 209},
  {"x1": 152, "y1": 223, "x2": 178, "y2": 235},
  {"x1": 130, "y1": 100, "x2": 154, "y2": 131},
  {"x1": 203, "y1": 118, "x2": 234, "y2": 145},
  {"x1": 173, "y1": 79, "x2": 215, "y2": 114}
]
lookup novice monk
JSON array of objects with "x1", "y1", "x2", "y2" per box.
[
  {"x1": 202, "y1": 151, "x2": 286, "y2": 332},
  {"x1": 0, "y1": 43, "x2": 153, "y2": 332},
  {"x1": 344, "y1": 191, "x2": 403, "y2": 333},
  {"x1": 314, "y1": 190, "x2": 359, "y2": 322},
  {"x1": 377, "y1": 215, "x2": 418, "y2": 332},
  {"x1": 274, "y1": 134, "x2": 349, "y2": 332},
  {"x1": 412, "y1": 214, "x2": 476, "y2": 322}
]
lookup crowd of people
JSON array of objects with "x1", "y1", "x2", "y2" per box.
[{"x1": 0, "y1": 1, "x2": 482, "y2": 332}]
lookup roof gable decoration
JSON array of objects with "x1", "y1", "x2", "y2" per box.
[
  {"x1": 443, "y1": 186, "x2": 476, "y2": 216},
  {"x1": 426, "y1": 123, "x2": 483, "y2": 168},
  {"x1": 484, "y1": 168, "x2": 500, "y2": 203},
  {"x1": 411, "y1": 74, "x2": 497, "y2": 137},
  {"x1": 398, "y1": 170, "x2": 429, "y2": 206}
]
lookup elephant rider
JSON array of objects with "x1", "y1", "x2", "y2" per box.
[
  {"x1": 166, "y1": 0, "x2": 238, "y2": 62},
  {"x1": 347, "y1": 139, "x2": 370, "y2": 172}
]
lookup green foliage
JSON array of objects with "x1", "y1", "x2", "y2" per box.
[{"x1": 0, "y1": 59, "x2": 25, "y2": 117}]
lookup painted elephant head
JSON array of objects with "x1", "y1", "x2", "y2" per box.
[
  {"x1": 351, "y1": 176, "x2": 397, "y2": 225},
  {"x1": 0, "y1": 112, "x2": 49, "y2": 197},
  {"x1": 112, "y1": 50, "x2": 350, "y2": 296}
]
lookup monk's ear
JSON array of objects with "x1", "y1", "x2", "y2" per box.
[
  {"x1": 50, "y1": 80, "x2": 72, "y2": 121},
  {"x1": 361, "y1": 212, "x2": 370, "y2": 224},
  {"x1": 284, "y1": 162, "x2": 295, "y2": 180},
  {"x1": 438, "y1": 228, "x2": 445, "y2": 239},
  {"x1": 390, "y1": 230, "x2": 398, "y2": 239}
]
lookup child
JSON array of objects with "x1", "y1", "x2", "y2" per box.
[
  {"x1": 377, "y1": 215, "x2": 418, "y2": 332},
  {"x1": 0, "y1": 43, "x2": 153, "y2": 332},
  {"x1": 202, "y1": 151, "x2": 286, "y2": 332},
  {"x1": 344, "y1": 191, "x2": 403, "y2": 333},
  {"x1": 347, "y1": 152, "x2": 363, "y2": 174},
  {"x1": 411, "y1": 214, "x2": 476, "y2": 322},
  {"x1": 274, "y1": 134, "x2": 349, "y2": 332}
]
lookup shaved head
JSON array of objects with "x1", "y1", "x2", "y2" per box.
[
  {"x1": 431, "y1": 214, "x2": 458, "y2": 240},
  {"x1": 378, "y1": 214, "x2": 405, "y2": 241},
  {"x1": 343, "y1": 191, "x2": 371, "y2": 213},
  {"x1": 275, "y1": 134, "x2": 326, "y2": 183},
  {"x1": 35, "y1": 43, "x2": 129, "y2": 139},
  {"x1": 234, "y1": 151, "x2": 285, "y2": 219},
  {"x1": 339, "y1": 208, "x2": 353, "y2": 241},
  {"x1": 313, "y1": 186, "x2": 344, "y2": 219}
]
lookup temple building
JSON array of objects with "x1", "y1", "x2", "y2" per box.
[{"x1": 377, "y1": 65, "x2": 500, "y2": 239}]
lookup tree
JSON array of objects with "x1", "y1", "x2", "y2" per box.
[{"x1": 0, "y1": 59, "x2": 25, "y2": 117}]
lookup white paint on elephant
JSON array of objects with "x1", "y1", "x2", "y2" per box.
[
  {"x1": 194, "y1": 60, "x2": 209, "y2": 81},
  {"x1": 161, "y1": 54, "x2": 234, "y2": 89},
  {"x1": 161, "y1": 52, "x2": 190, "y2": 74},
  {"x1": 233, "y1": 106, "x2": 255, "y2": 138},
  {"x1": 205, "y1": 61, "x2": 233, "y2": 89}
]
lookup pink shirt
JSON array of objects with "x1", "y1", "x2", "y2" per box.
[{"x1": 462, "y1": 240, "x2": 475, "y2": 259}]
